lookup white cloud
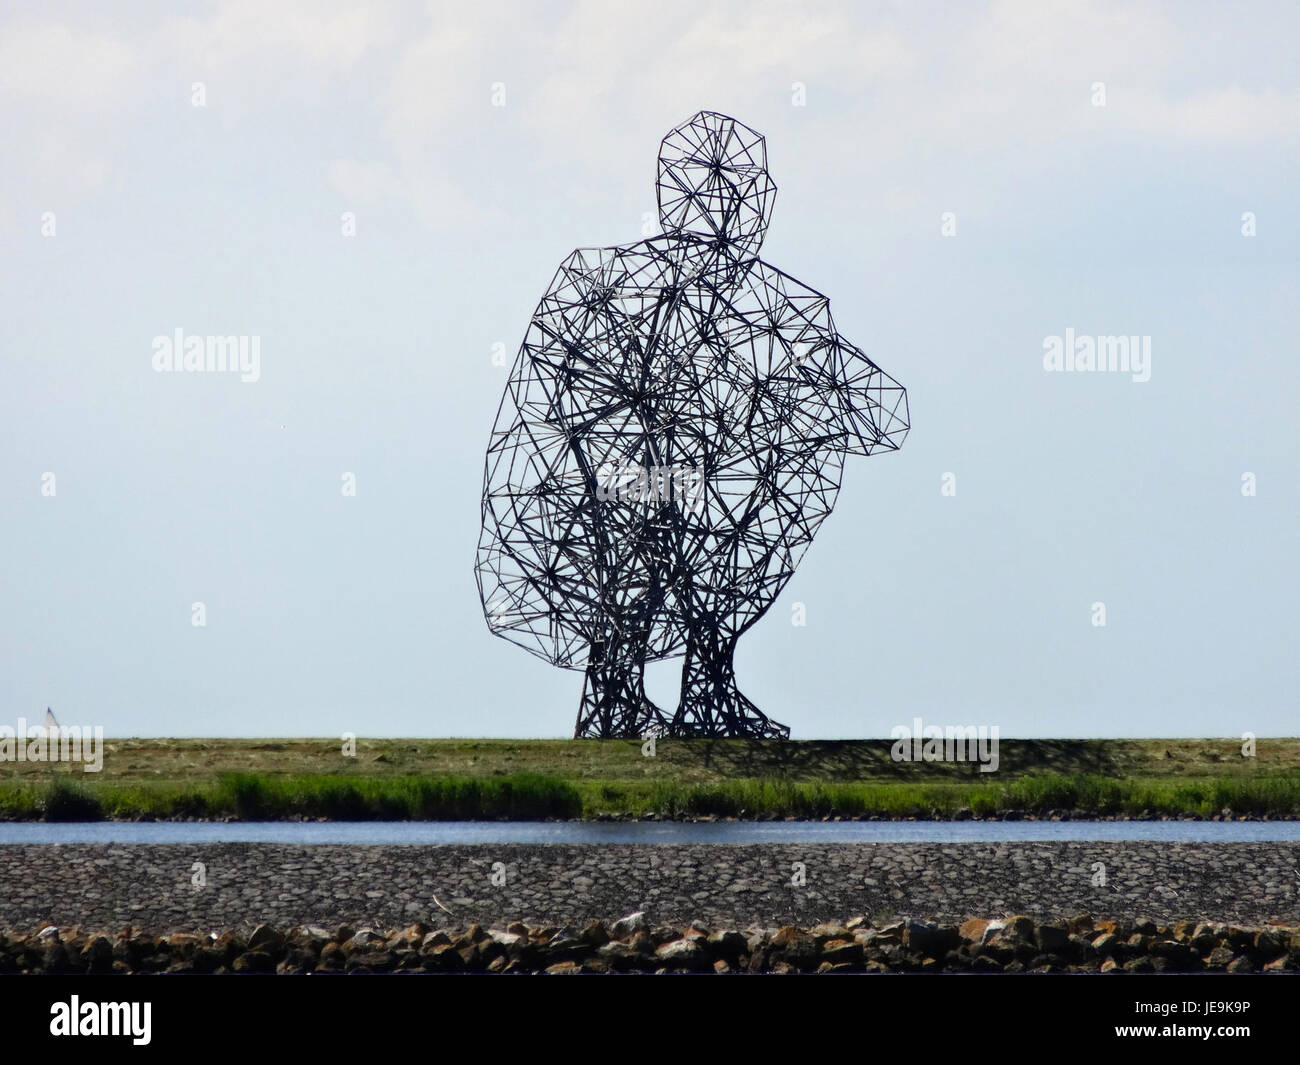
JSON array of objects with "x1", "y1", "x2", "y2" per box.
[
  {"x1": 325, "y1": 159, "x2": 400, "y2": 204},
  {"x1": 158, "y1": 0, "x2": 398, "y2": 78},
  {"x1": 1, "y1": 0, "x2": 1297, "y2": 228},
  {"x1": 0, "y1": 21, "x2": 135, "y2": 109},
  {"x1": 1119, "y1": 85, "x2": 1300, "y2": 140},
  {"x1": 0, "y1": 21, "x2": 138, "y2": 200}
]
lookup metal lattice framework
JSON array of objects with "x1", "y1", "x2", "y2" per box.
[{"x1": 475, "y1": 111, "x2": 908, "y2": 739}]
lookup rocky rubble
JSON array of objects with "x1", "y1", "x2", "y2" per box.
[
  {"x1": 3, "y1": 913, "x2": 1297, "y2": 974},
  {"x1": 5, "y1": 842, "x2": 1298, "y2": 930}
]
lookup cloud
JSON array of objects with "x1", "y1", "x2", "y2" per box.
[
  {"x1": 1119, "y1": 85, "x2": 1300, "y2": 140},
  {"x1": 325, "y1": 159, "x2": 401, "y2": 204},
  {"x1": 365, "y1": 0, "x2": 1300, "y2": 231},
  {"x1": 0, "y1": 20, "x2": 139, "y2": 201},
  {"x1": 157, "y1": 0, "x2": 398, "y2": 82},
  {"x1": 0, "y1": 20, "x2": 135, "y2": 109},
  {"x1": 2, "y1": 0, "x2": 1297, "y2": 230}
]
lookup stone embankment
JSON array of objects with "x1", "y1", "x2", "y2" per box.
[
  {"x1": 1, "y1": 842, "x2": 1297, "y2": 930},
  {"x1": 4, "y1": 913, "x2": 1298, "y2": 973}
]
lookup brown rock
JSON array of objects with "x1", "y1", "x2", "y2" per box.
[
  {"x1": 706, "y1": 930, "x2": 748, "y2": 959},
  {"x1": 1151, "y1": 940, "x2": 1196, "y2": 969},
  {"x1": 810, "y1": 922, "x2": 850, "y2": 944},
  {"x1": 822, "y1": 939, "x2": 865, "y2": 966},
  {"x1": 596, "y1": 941, "x2": 643, "y2": 970},
  {"x1": 476, "y1": 940, "x2": 506, "y2": 967},
  {"x1": 905, "y1": 920, "x2": 960, "y2": 957},
  {"x1": 488, "y1": 931, "x2": 524, "y2": 956},
  {"x1": 81, "y1": 936, "x2": 114, "y2": 972},
  {"x1": 579, "y1": 921, "x2": 609, "y2": 947},
  {"x1": 1225, "y1": 926, "x2": 1255, "y2": 950},
  {"x1": 1004, "y1": 916, "x2": 1036, "y2": 939},
  {"x1": 192, "y1": 947, "x2": 226, "y2": 973},
  {"x1": 875, "y1": 921, "x2": 905, "y2": 944},
  {"x1": 247, "y1": 923, "x2": 284, "y2": 955},
  {"x1": 1192, "y1": 933, "x2": 1220, "y2": 954},
  {"x1": 423, "y1": 944, "x2": 464, "y2": 971},
  {"x1": 231, "y1": 951, "x2": 275, "y2": 973},
  {"x1": 1092, "y1": 932, "x2": 1121, "y2": 954},
  {"x1": 1253, "y1": 930, "x2": 1284, "y2": 959},
  {"x1": 341, "y1": 929, "x2": 386, "y2": 954},
  {"x1": 1035, "y1": 923, "x2": 1069, "y2": 952},
  {"x1": 769, "y1": 926, "x2": 818, "y2": 969},
  {"x1": 609, "y1": 912, "x2": 648, "y2": 939},
  {"x1": 210, "y1": 931, "x2": 243, "y2": 964},
  {"x1": 392, "y1": 924, "x2": 427, "y2": 949},
  {"x1": 1068, "y1": 933, "x2": 1097, "y2": 960},
  {"x1": 655, "y1": 938, "x2": 708, "y2": 971}
]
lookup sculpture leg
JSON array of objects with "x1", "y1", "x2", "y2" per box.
[
  {"x1": 574, "y1": 634, "x2": 669, "y2": 739},
  {"x1": 671, "y1": 626, "x2": 790, "y2": 739}
]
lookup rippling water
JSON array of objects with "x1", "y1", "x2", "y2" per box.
[{"x1": 2, "y1": 820, "x2": 1298, "y2": 844}]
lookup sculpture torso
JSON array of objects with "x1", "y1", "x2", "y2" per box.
[{"x1": 479, "y1": 233, "x2": 848, "y2": 667}]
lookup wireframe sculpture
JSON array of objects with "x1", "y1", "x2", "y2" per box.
[{"x1": 476, "y1": 111, "x2": 908, "y2": 739}]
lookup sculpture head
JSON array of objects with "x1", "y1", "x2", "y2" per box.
[{"x1": 656, "y1": 111, "x2": 776, "y2": 258}]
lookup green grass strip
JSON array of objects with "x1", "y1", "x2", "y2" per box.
[{"x1": 1, "y1": 772, "x2": 1298, "y2": 821}]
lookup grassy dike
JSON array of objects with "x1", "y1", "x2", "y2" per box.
[{"x1": 1, "y1": 737, "x2": 1298, "y2": 821}]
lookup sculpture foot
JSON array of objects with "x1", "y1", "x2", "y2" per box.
[
  {"x1": 574, "y1": 672, "x2": 670, "y2": 739},
  {"x1": 671, "y1": 687, "x2": 790, "y2": 740}
]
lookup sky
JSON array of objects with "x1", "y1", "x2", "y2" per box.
[{"x1": 0, "y1": 0, "x2": 1297, "y2": 739}]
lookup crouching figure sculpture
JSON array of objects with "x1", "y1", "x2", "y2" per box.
[{"x1": 475, "y1": 111, "x2": 909, "y2": 739}]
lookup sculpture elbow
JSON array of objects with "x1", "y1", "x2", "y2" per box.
[{"x1": 841, "y1": 377, "x2": 908, "y2": 457}]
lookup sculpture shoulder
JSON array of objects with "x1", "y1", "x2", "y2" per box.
[
  {"x1": 738, "y1": 257, "x2": 837, "y2": 336},
  {"x1": 750, "y1": 257, "x2": 832, "y2": 304},
  {"x1": 542, "y1": 239, "x2": 677, "y2": 301},
  {"x1": 523, "y1": 239, "x2": 677, "y2": 356}
]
